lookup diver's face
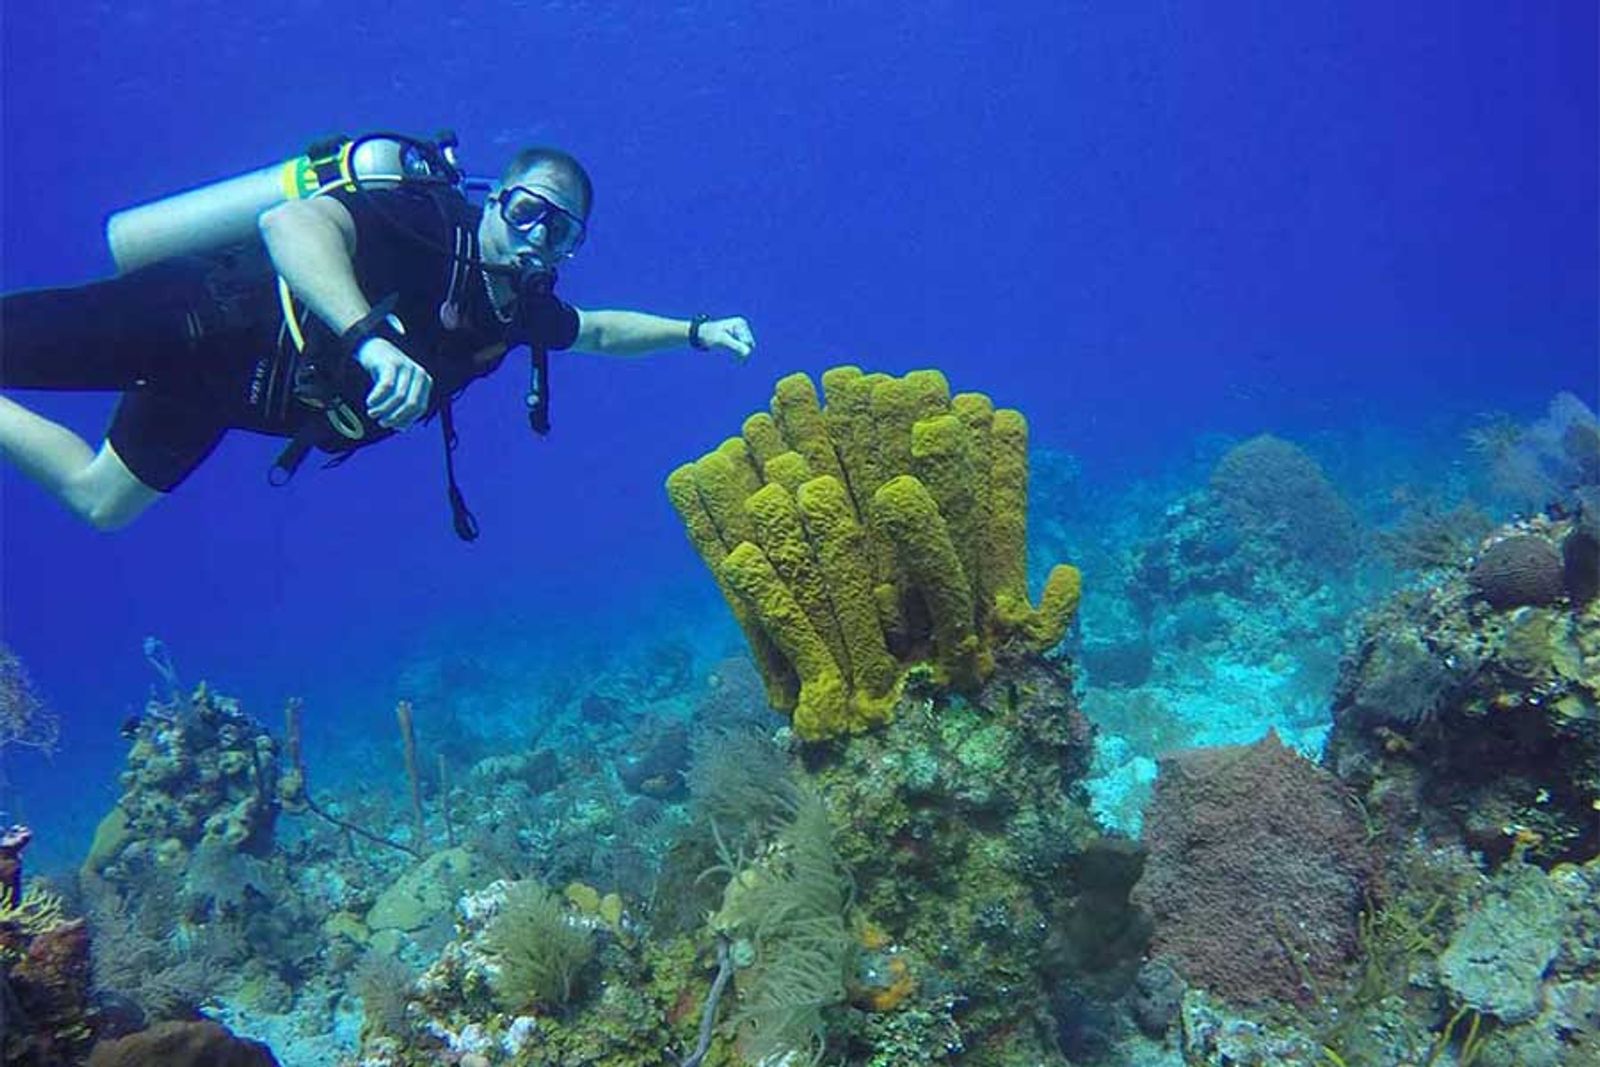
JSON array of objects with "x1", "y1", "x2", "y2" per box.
[{"x1": 481, "y1": 162, "x2": 588, "y2": 271}]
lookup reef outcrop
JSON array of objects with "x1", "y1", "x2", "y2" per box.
[{"x1": 1327, "y1": 511, "x2": 1600, "y2": 868}]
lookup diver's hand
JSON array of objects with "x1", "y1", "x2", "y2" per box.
[
  {"x1": 356, "y1": 337, "x2": 433, "y2": 430},
  {"x1": 698, "y1": 317, "x2": 756, "y2": 363}
]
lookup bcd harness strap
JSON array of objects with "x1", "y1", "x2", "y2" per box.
[
  {"x1": 268, "y1": 190, "x2": 498, "y2": 542},
  {"x1": 268, "y1": 292, "x2": 400, "y2": 487}
]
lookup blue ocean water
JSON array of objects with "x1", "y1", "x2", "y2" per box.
[
  {"x1": 0, "y1": 1, "x2": 1594, "y2": 1038},
  {"x1": 2, "y1": 0, "x2": 1592, "y2": 865}
]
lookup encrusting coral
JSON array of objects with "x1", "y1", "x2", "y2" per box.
[{"x1": 666, "y1": 366, "x2": 1081, "y2": 740}]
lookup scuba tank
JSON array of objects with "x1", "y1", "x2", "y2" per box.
[{"x1": 104, "y1": 131, "x2": 477, "y2": 273}]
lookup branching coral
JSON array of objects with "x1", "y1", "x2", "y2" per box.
[
  {"x1": 666, "y1": 367, "x2": 1081, "y2": 740},
  {"x1": 0, "y1": 883, "x2": 66, "y2": 939},
  {"x1": 0, "y1": 643, "x2": 59, "y2": 755}
]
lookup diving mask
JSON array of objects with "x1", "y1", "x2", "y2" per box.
[{"x1": 496, "y1": 186, "x2": 586, "y2": 259}]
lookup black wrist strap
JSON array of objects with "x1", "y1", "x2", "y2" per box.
[
  {"x1": 688, "y1": 313, "x2": 710, "y2": 350},
  {"x1": 337, "y1": 294, "x2": 403, "y2": 360}
]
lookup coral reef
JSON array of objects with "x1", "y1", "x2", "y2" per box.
[
  {"x1": 1131, "y1": 730, "x2": 1377, "y2": 1006},
  {"x1": 1132, "y1": 434, "x2": 1362, "y2": 611},
  {"x1": 75, "y1": 684, "x2": 339, "y2": 1049},
  {"x1": 1328, "y1": 512, "x2": 1600, "y2": 867},
  {"x1": 1307, "y1": 845, "x2": 1600, "y2": 1067},
  {"x1": 666, "y1": 366, "x2": 1081, "y2": 740},
  {"x1": 0, "y1": 829, "x2": 95, "y2": 1064},
  {"x1": 1375, "y1": 498, "x2": 1495, "y2": 574},
  {"x1": 353, "y1": 645, "x2": 1141, "y2": 1066},
  {"x1": 1471, "y1": 391, "x2": 1600, "y2": 509},
  {"x1": 1091, "y1": 432, "x2": 1363, "y2": 770},
  {"x1": 804, "y1": 657, "x2": 1131, "y2": 1064},
  {"x1": 710, "y1": 787, "x2": 854, "y2": 1065},
  {"x1": 86, "y1": 685, "x2": 289, "y2": 875},
  {"x1": 1, "y1": 909, "x2": 95, "y2": 1065},
  {"x1": 1434, "y1": 857, "x2": 1600, "y2": 1064},
  {"x1": 484, "y1": 881, "x2": 597, "y2": 1010}
]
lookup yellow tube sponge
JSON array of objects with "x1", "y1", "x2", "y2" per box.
[
  {"x1": 910, "y1": 414, "x2": 980, "y2": 609},
  {"x1": 666, "y1": 463, "x2": 731, "y2": 559},
  {"x1": 692, "y1": 447, "x2": 762, "y2": 550},
  {"x1": 771, "y1": 373, "x2": 847, "y2": 486},
  {"x1": 666, "y1": 465, "x2": 799, "y2": 709},
  {"x1": 820, "y1": 366, "x2": 882, "y2": 514},
  {"x1": 667, "y1": 364, "x2": 1082, "y2": 734},
  {"x1": 951, "y1": 393, "x2": 996, "y2": 612},
  {"x1": 744, "y1": 482, "x2": 850, "y2": 682},
  {"x1": 742, "y1": 412, "x2": 788, "y2": 472},
  {"x1": 982, "y1": 410, "x2": 1082, "y2": 653},
  {"x1": 763, "y1": 451, "x2": 813, "y2": 493},
  {"x1": 717, "y1": 437, "x2": 764, "y2": 499},
  {"x1": 869, "y1": 372, "x2": 951, "y2": 481},
  {"x1": 720, "y1": 541, "x2": 849, "y2": 741},
  {"x1": 822, "y1": 367, "x2": 900, "y2": 593},
  {"x1": 796, "y1": 475, "x2": 900, "y2": 712},
  {"x1": 986, "y1": 408, "x2": 1030, "y2": 609},
  {"x1": 1022, "y1": 564, "x2": 1083, "y2": 650},
  {"x1": 871, "y1": 475, "x2": 988, "y2": 689}
]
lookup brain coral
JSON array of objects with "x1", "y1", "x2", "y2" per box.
[
  {"x1": 1209, "y1": 434, "x2": 1360, "y2": 570},
  {"x1": 1470, "y1": 534, "x2": 1565, "y2": 609}
]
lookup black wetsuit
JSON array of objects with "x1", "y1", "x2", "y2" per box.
[{"x1": 0, "y1": 186, "x2": 580, "y2": 491}]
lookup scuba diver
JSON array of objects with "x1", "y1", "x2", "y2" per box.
[{"x1": 0, "y1": 135, "x2": 756, "y2": 540}]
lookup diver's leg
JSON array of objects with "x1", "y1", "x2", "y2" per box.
[{"x1": 0, "y1": 394, "x2": 161, "y2": 529}]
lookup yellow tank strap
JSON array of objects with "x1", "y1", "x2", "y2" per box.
[
  {"x1": 277, "y1": 277, "x2": 307, "y2": 352},
  {"x1": 337, "y1": 141, "x2": 359, "y2": 190},
  {"x1": 275, "y1": 275, "x2": 366, "y2": 441},
  {"x1": 279, "y1": 159, "x2": 301, "y2": 202},
  {"x1": 280, "y1": 156, "x2": 316, "y2": 201}
]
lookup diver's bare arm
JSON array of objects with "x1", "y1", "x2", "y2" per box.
[
  {"x1": 258, "y1": 198, "x2": 370, "y2": 334},
  {"x1": 572, "y1": 309, "x2": 694, "y2": 357},
  {"x1": 573, "y1": 308, "x2": 755, "y2": 361}
]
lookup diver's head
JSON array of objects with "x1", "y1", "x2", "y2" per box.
[{"x1": 480, "y1": 146, "x2": 592, "y2": 276}]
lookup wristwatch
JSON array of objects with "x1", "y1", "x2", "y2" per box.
[{"x1": 688, "y1": 313, "x2": 710, "y2": 350}]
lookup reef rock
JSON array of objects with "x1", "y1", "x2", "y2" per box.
[
  {"x1": 1439, "y1": 861, "x2": 1566, "y2": 1023},
  {"x1": 368, "y1": 847, "x2": 492, "y2": 934}
]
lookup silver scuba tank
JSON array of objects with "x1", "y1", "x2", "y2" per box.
[{"x1": 104, "y1": 134, "x2": 458, "y2": 273}]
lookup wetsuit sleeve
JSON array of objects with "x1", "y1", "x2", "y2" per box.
[{"x1": 522, "y1": 289, "x2": 580, "y2": 351}]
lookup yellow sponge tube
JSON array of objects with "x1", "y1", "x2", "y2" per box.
[
  {"x1": 720, "y1": 541, "x2": 849, "y2": 741},
  {"x1": 797, "y1": 475, "x2": 899, "y2": 710},
  {"x1": 871, "y1": 475, "x2": 988, "y2": 689},
  {"x1": 665, "y1": 465, "x2": 799, "y2": 709}
]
